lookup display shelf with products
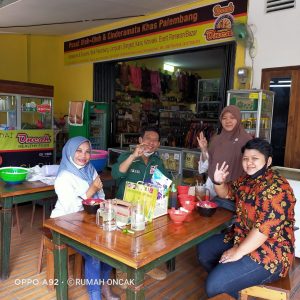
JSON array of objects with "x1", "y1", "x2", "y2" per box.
[
  {"x1": 196, "y1": 78, "x2": 221, "y2": 121},
  {"x1": 21, "y1": 96, "x2": 53, "y2": 129},
  {"x1": 158, "y1": 109, "x2": 197, "y2": 147},
  {"x1": 113, "y1": 90, "x2": 160, "y2": 146},
  {"x1": 227, "y1": 89, "x2": 274, "y2": 142},
  {"x1": 117, "y1": 132, "x2": 140, "y2": 148},
  {"x1": 0, "y1": 95, "x2": 17, "y2": 130},
  {"x1": 0, "y1": 80, "x2": 54, "y2": 167}
]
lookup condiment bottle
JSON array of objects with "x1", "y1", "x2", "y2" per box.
[{"x1": 169, "y1": 183, "x2": 178, "y2": 208}]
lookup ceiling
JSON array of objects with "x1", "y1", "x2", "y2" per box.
[
  {"x1": 0, "y1": 0, "x2": 224, "y2": 70},
  {"x1": 0, "y1": 0, "x2": 200, "y2": 35}
]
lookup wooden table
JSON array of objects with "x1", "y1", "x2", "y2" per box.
[
  {"x1": 0, "y1": 181, "x2": 55, "y2": 280},
  {"x1": 44, "y1": 208, "x2": 233, "y2": 300}
]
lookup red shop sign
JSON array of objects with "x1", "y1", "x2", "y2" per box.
[{"x1": 37, "y1": 104, "x2": 51, "y2": 113}]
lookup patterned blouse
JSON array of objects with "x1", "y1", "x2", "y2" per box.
[{"x1": 224, "y1": 168, "x2": 296, "y2": 277}]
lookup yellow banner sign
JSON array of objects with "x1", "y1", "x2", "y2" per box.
[
  {"x1": 64, "y1": 0, "x2": 248, "y2": 65},
  {"x1": 0, "y1": 130, "x2": 54, "y2": 151}
]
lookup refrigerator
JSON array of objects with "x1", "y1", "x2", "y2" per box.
[
  {"x1": 227, "y1": 89, "x2": 274, "y2": 142},
  {"x1": 69, "y1": 101, "x2": 109, "y2": 150}
]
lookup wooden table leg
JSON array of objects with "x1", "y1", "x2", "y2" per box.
[
  {"x1": 126, "y1": 268, "x2": 145, "y2": 300},
  {"x1": 0, "y1": 197, "x2": 13, "y2": 280},
  {"x1": 166, "y1": 257, "x2": 176, "y2": 272},
  {"x1": 52, "y1": 232, "x2": 68, "y2": 300}
]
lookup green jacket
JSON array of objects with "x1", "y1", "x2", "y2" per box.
[{"x1": 111, "y1": 152, "x2": 171, "y2": 199}]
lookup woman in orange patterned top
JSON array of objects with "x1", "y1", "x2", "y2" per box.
[{"x1": 197, "y1": 138, "x2": 296, "y2": 299}]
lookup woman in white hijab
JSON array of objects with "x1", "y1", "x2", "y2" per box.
[{"x1": 51, "y1": 136, "x2": 119, "y2": 300}]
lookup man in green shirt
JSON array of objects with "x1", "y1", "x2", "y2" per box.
[
  {"x1": 112, "y1": 127, "x2": 171, "y2": 282},
  {"x1": 112, "y1": 127, "x2": 171, "y2": 199}
]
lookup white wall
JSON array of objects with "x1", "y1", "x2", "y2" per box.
[{"x1": 246, "y1": 0, "x2": 300, "y2": 88}]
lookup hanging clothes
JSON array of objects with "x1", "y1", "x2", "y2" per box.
[
  {"x1": 150, "y1": 71, "x2": 161, "y2": 97},
  {"x1": 141, "y1": 67, "x2": 151, "y2": 92},
  {"x1": 119, "y1": 63, "x2": 130, "y2": 86},
  {"x1": 129, "y1": 65, "x2": 142, "y2": 90}
]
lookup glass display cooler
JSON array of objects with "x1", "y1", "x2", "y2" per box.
[
  {"x1": 227, "y1": 89, "x2": 274, "y2": 142},
  {"x1": 182, "y1": 149, "x2": 201, "y2": 172},
  {"x1": 129, "y1": 145, "x2": 183, "y2": 175},
  {"x1": 0, "y1": 93, "x2": 54, "y2": 167},
  {"x1": 157, "y1": 146, "x2": 183, "y2": 175},
  {"x1": 107, "y1": 147, "x2": 128, "y2": 168}
]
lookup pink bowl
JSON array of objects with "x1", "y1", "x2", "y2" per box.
[
  {"x1": 180, "y1": 199, "x2": 196, "y2": 211},
  {"x1": 82, "y1": 198, "x2": 104, "y2": 205},
  {"x1": 82, "y1": 199, "x2": 104, "y2": 214},
  {"x1": 178, "y1": 194, "x2": 196, "y2": 203},
  {"x1": 177, "y1": 185, "x2": 189, "y2": 195},
  {"x1": 196, "y1": 201, "x2": 218, "y2": 209},
  {"x1": 168, "y1": 208, "x2": 188, "y2": 224},
  {"x1": 90, "y1": 150, "x2": 108, "y2": 160},
  {"x1": 196, "y1": 201, "x2": 218, "y2": 217}
]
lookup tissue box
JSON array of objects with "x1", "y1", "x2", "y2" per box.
[{"x1": 112, "y1": 199, "x2": 132, "y2": 224}]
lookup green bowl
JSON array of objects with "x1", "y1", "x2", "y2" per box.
[{"x1": 0, "y1": 167, "x2": 29, "y2": 184}]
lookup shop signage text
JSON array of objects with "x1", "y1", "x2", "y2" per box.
[{"x1": 64, "y1": 0, "x2": 248, "y2": 65}]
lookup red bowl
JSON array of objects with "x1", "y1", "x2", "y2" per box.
[
  {"x1": 177, "y1": 185, "x2": 189, "y2": 195},
  {"x1": 196, "y1": 201, "x2": 218, "y2": 217},
  {"x1": 180, "y1": 199, "x2": 196, "y2": 211},
  {"x1": 168, "y1": 208, "x2": 188, "y2": 224},
  {"x1": 178, "y1": 194, "x2": 196, "y2": 203}
]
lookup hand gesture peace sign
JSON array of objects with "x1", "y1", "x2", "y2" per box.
[
  {"x1": 197, "y1": 131, "x2": 208, "y2": 152},
  {"x1": 214, "y1": 161, "x2": 230, "y2": 184}
]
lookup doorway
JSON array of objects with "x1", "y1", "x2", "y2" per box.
[
  {"x1": 94, "y1": 43, "x2": 236, "y2": 148},
  {"x1": 261, "y1": 66, "x2": 300, "y2": 168}
]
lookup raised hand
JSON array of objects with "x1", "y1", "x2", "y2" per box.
[
  {"x1": 214, "y1": 161, "x2": 229, "y2": 184},
  {"x1": 92, "y1": 175, "x2": 103, "y2": 191},
  {"x1": 197, "y1": 131, "x2": 208, "y2": 152},
  {"x1": 133, "y1": 143, "x2": 146, "y2": 158}
]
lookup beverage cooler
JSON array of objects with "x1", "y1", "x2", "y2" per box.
[
  {"x1": 227, "y1": 89, "x2": 274, "y2": 142},
  {"x1": 0, "y1": 93, "x2": 54, "y2": 167},
  {"x1": 69, "y1": 101, "x2": 110, "y2": 150}
]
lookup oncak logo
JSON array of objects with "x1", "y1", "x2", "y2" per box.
[
  {"x1": 16, "y1": 133, "x2": 51, "y2": 144},
  {"x1": 204, "y1": 2, "x2": 234, "y2": 42}
]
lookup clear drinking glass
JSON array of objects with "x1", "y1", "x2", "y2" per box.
[
  {"x1": 131, "y1": 203, "x2": 145, "y2": 231},
  {"x1": 195, "y1": 185, "x2": 206, "y2": 201},
  {"x1": 96, "y1": 203, "x2": 105, "y2": 228},
  {"x1": 102, "y1": 200, "x2": 117, "y2": 231}
]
